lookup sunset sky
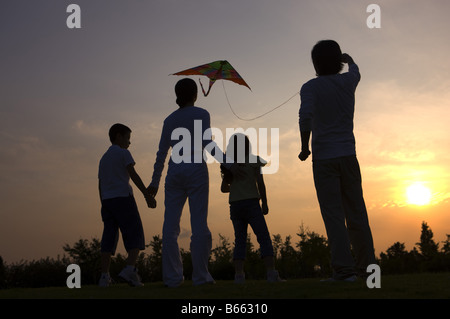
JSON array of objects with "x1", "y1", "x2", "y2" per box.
[{"x1": 1, "y1": 0, "x2": 449, "y2": 264}]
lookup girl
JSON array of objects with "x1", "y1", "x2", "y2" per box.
[{"x1": 221, "y1": 133, "x2": 284, "y2": 284}]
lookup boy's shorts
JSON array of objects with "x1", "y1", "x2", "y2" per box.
[{"x1": 100, "y1": 195, "x2": 145, "y2": 255}]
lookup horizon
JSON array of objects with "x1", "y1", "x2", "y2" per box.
[
  {"x1": 1, "y1": 1, "x2": 450, "y2": 264},
  {"x1": 1, "y1": 216, "x2": 446, "y2": 264}
]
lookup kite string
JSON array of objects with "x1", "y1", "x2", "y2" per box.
[{"x1": 221, "y1": 80, "x2": 299, "y2": 121}]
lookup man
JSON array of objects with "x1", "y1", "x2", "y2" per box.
[{"x1": 299, "y1": 40, "x2": 376, "y2": 281}]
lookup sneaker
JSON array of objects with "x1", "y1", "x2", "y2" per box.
[
  {"x1": 267, "y1": 270, "x2": 286, "y2": 283},
  {"x1": 98, "y1": 273, "x2": 112, "y2": 287},
  {"x1": 234, "y1": 273, "x2": 245, "y2": 284},
  {"x1": 119, "y1": 266, "x2": 144, "y2": 287},
  {"x1": 165, "y1": 279, "x2": 184, "y2": 288}
]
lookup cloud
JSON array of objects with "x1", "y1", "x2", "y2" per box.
[{"x1": 72, "y1": 120, "x2": 107, "y2": 140}]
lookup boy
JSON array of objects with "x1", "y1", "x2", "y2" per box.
[
  {"x1": 298, "y1": 40, "x2": 376, "y2": 281},
  {"x1": 98, "y1": 123, "x2": 156, "y2": 287}
]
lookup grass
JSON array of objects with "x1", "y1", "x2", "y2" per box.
[{"x1": 0, "y1": 272, "x2": 448, "y2": 299}]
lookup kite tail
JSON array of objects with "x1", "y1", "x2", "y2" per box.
[{"x1": 198, "y1": 78, "x2": 214, "y2": 97}]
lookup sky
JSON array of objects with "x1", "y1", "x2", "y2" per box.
[{"x1": 1, "y1": 0, "x2": 450, "y2": 263}]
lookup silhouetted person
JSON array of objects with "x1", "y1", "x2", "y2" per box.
[
  {"x1": 220, "y1": 134, "x2": 284, "y2": 284},
  {"x1": 98, "y1": 123, "x2": 156, "y2": 287},
  {"x1": 298, "y1": 40, "x2": 376, "y2": 281},
  {"x1": 148, "y1": 78, "x2": 240, "y2": 287}
]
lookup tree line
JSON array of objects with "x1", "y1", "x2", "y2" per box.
[{"x1": 0, "y1": 221, "x2": 448, "y2": 288}]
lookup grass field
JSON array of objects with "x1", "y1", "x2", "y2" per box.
[{"x1": 0, "y1": 272, "x2": 448, "y2": 299}]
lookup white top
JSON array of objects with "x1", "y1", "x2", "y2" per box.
[
  {"x1": 150, "y1": 106, "x2": 232, "y2": 189},
  {"x1": 98, "y1": 145, "x2": 135, "y2": 200},
  {"x1": 299, "y1": 64, "x2": 361, "y2": 160}
]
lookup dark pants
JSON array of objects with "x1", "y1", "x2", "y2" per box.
[
  {"x1": 100, "y1": 195, "x2": 145, "y2": 255},
  {"x1": 313, "y1": 155, "x2": 376, "y2": 279},
  {"x1": 230, "y1": 198, "x2": 274, "y2": 260}
]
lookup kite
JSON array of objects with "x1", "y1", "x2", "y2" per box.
[{"x1": 172, "y1": 60, "x2": 251, "y2": 96}]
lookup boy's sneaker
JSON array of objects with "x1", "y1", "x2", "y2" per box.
[
  {"x1": 234, "y1": 273, "x2": 245, "y2": 284},
  {"x1": 267, "y1": 270, "x2": 286, "y2": 283},
  {"x1": 98, "y1": 273, "x2": 112, "y2": 287},
  {"x1": 119, "y1": 266, "x2": 144, "y2": 287}
]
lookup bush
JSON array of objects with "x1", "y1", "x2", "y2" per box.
[{"x1": 1, "y1": 222, "x2": 448, "y2": 287}]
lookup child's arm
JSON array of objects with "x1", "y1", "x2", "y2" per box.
[
  {"x1": 221, "y1": 179, "x2": 230, "y2": 193},
  {"x1": 256, "y1": 171, "x2": 269, "y2": 215},
  {"x1": 127, "y1": 164, "x2": 156, "y2": 208},
  {"x1": 220, "y1": 164, "x2": 231, "y2": 193}
]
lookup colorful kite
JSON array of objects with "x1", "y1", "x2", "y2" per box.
[{"x1": 172, "y1": 60, "x2": 251, "y2": 96}]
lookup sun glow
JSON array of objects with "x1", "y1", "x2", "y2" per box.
[{"x1": 406, "y1": 182, "x2": 432, "y2": 206}]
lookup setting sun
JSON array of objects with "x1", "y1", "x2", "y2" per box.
[{"x1": 406, "y1": 183, "x2": 432, "y2": 206}]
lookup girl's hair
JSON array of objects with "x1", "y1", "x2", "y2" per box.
[
  {"x1": 226, "y1": 133, "x2": 251, "y2": 163},
  {"x1": 221, "y1": 133, "x2": 251, "y2": 183},
  {"x1": 311, "y1": 40, "x2": 344, "y2": 76},
  {"x1": 175, "y1": 78, "x2": 198, "y2": 107}
]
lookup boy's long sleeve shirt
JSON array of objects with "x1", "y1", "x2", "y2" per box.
[{"x1": 299, "y1": 64, "x2": 361, "y2": 161}]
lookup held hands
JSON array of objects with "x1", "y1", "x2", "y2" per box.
[
  {"x1": 144, "y1": 192, "x2": 157, "y2": 208},
  {"x1": 144, "y1": 186, "x2": 157, "y2": 209},
  {"x1": 147, "y1": 185, "x2": 158, "y2": 197}
]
